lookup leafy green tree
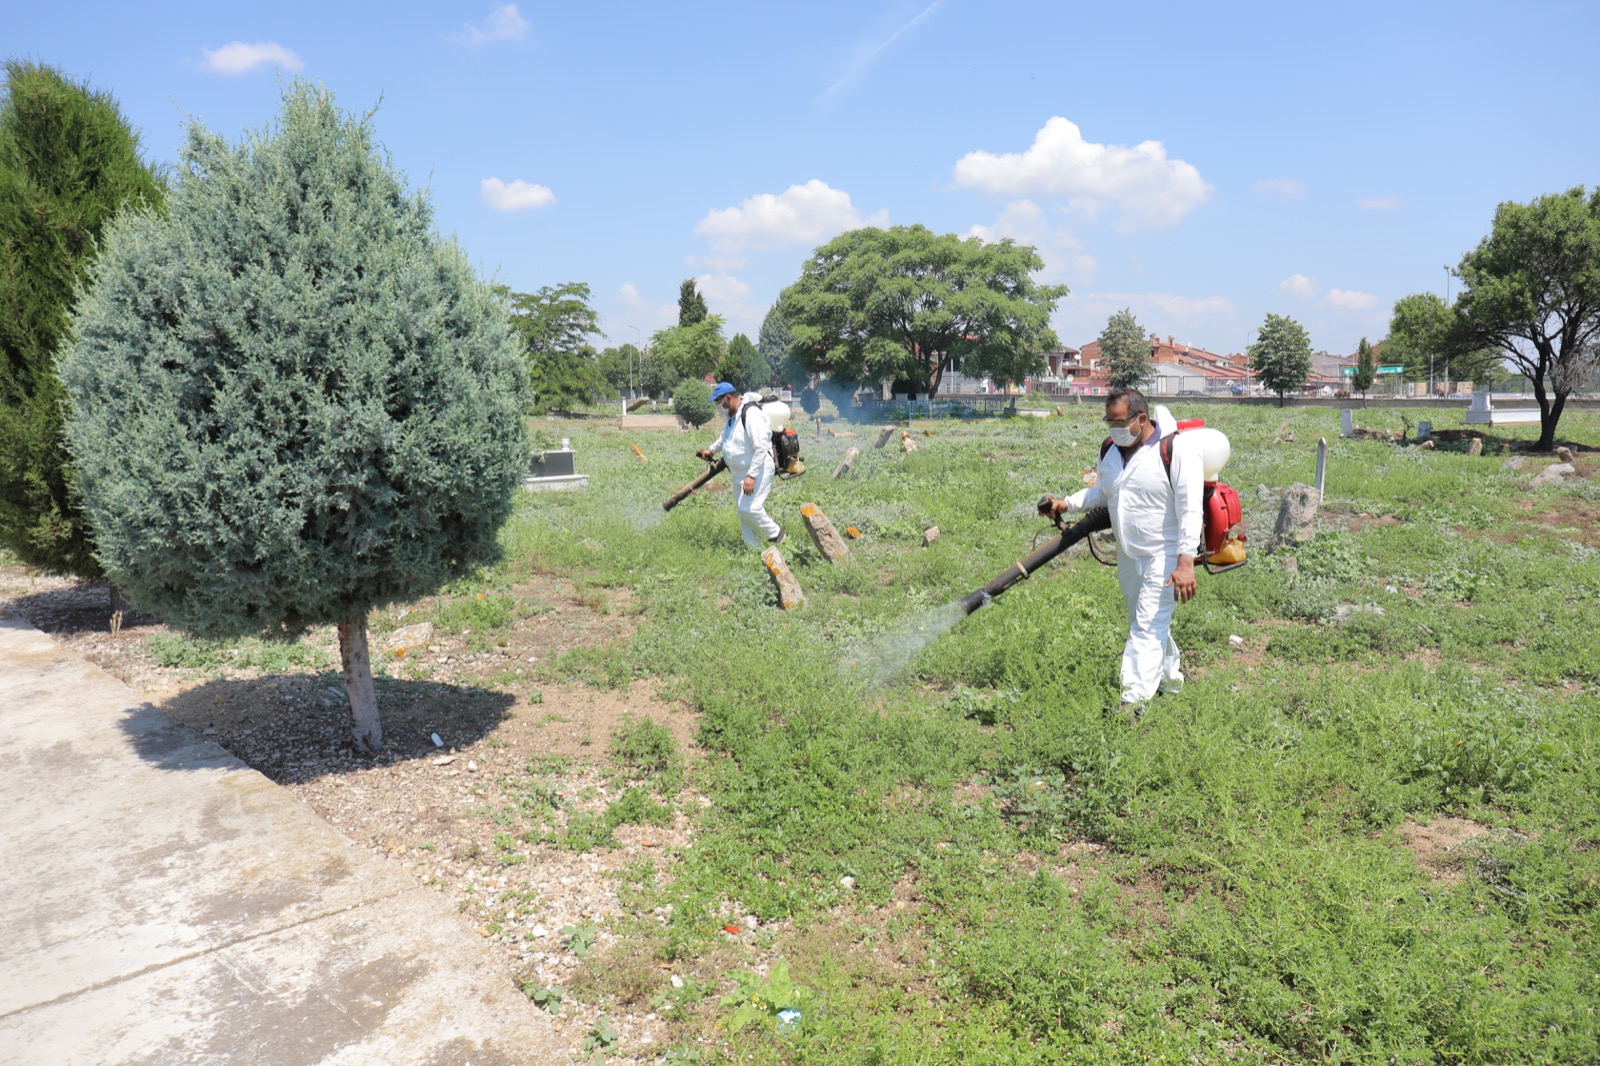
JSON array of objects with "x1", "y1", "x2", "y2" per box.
[
  {"x1": 651, "y1": 316, "x2": 725, "y2": 385},
  {"x1": 0, "y1": 61, "x2": 164, "y2": 577},
  {"x1": 1453, "y1": 186, "x2": 1600, "y2": 450},
  {"x1": 1383, "y1": 292, "x2": 1453, "y2": 387},
  {"x1": 777, "y1": 224, "x2": 1067, "y2": 398},
  {"x1": 1097, "y1": 308, "x2": 1152, "y2": 389},
  {"x1": 758, "y1": 303, "x2": 804, "y2": 387},
  {"x1": 505, "y1": 282, "x2": 612, "y2": 413},
  {"x1": 60, "y1": 83, "x2": 527, "y2": 752},
  {"x1": 722, "y1": 332, "x2": 769, "y2": 393},
  {"x1": 1248, "y1": 314, "x2": 1313, "y2": 404},
  {"x1": 637, "y1": 350, "x2": 676, "y2": 400},
  {"x1": 596, "y1": 343, "x2": 642, "y2": 397},
  {"x1": 1352, "y1": 336, "x2": 1377, "y2": 399},
  {"x1": 678, "y1": 278, "x2": 708, "y2": 326},
  {"x1": 672, "y1": 378, "x2": 715, "y2": 428},
  {"x1": 1384, "y1": 292, "x2": 1503, "y2": 394}
]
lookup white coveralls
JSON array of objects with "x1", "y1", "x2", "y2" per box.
[
  {"x1": 1063, "y1": 407, "x2": 1205, "y2": 704},
  {"x1": 706, "y1": 395, "x2": 782, "y2": 548}
]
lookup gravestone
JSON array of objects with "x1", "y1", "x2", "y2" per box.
[
  {"x1": 1269, "y1": 483, "x2": 1321, "y2": 551},
  {"x1": 523, "y1": 439, "x2": 587, "y2": 491},
  {"x1": 761, "y1": 547, "x2": 805, "y2": 609},
  {"x1": 799, "y1": 503, "x2": 850, "y2": 563},
  {"x1": 1340, "y1": 410, "x2": 1354, "y2": 438}
]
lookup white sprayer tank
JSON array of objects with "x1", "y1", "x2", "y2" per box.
[
  {"x1": 1181, "y1": 427, "x2": 1231, "y2": 481},
  {"x1": 760, "y1": 399, "x2": 791, "y2": 432}
]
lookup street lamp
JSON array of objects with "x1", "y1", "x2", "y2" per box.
[{"x1": 625, "y1": 324, "x2": 642, "y2": 400}]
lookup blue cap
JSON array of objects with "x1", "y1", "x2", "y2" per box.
[{"x1": 710, "y1": 382, "x2": 737, "y2": 401}]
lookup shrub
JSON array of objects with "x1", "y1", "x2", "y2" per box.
[{"x1": 672, "y1": 378, "x2": 715, "y2": 428}]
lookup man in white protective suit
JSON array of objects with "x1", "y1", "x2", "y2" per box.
[
  {"x1": 696, "y1": 382, "x2": 785, "y2": 550},
  {"x1": 1040, "y1": 387, "x2": 1203, "y2": 714}
]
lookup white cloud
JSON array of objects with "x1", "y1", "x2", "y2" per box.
[
  {"x1": 965, "y1": 200, "x2": 1097, "y2": 283},
  {"x1": 1323, "y1": 288, "x2": 1380, "y2": 311},
  {"x1": 951, "y1": 117, "x2": 1212, "y2": 231},
  {"x1": 1357, "y1": 195, "x2": 1402, "y2": 210},
  {"x1": 695, "y1": 180, "x2": 887, "y2": 255},
  {"x1": 480, "y1": 177, "x2": 555, "y2": 211},
  {"x1": 612, "y1": 283, "x2": 683, "y2": 339},
  {"x1": 200, "y1": 42, "x2": 304, "y2": 75},
  {"x1": 1253, "y1": 178, "x2": 1305, "y2": 199},
  {"x1": 695, "y1": 273, "x2": 752, "y2": 306},
  {"x1": 451, "y1": 4, "x2": 530, "y2": 45},
  {"x1": 1279, "y1": 274, "x2": 1318, "y2": 299}
]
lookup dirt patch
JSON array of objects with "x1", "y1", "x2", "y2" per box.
[
  {"x1": 1393, "y1": 816, "x2": 1495, "y2": 884},
  {"x1": 0, "y1": 565, "x2": 700, "y2": 1063},
  {"x1": 1339, "y1": 512, "x2": 1406, "y2": 534}
]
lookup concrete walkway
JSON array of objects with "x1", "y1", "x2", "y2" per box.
[{"x1": 0, "y1": 617, "x2": 567, "y2": 1065}]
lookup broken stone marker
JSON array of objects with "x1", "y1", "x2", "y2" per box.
[
  {"x1": 923, "y1": 526, "x2": 940, "y2": 547},
  {"x1": 1531, "y1": 463, "x2": 1578, "y2": 487},
  {"x1": 832, "y1": 447, "x2": 859, "y2": 479},
  {"x1": 1467, "y1": 438, "x2": 1483, "y2": 457},
  {"x1": 1556, "y1": 446, "x2": 1574, "y2": 464},
  {"x1": 799, "y1": 503, "x2": 850, "y2": 563},
  {"x1": 876, "y1": 426, "x2": 897, "y2": 449},
  {"x1": 384, "y1": 622, "x2": 435, "y2": 656},
  {"x1": 761, "y1": 547, "x2": 806, "y2": 610},
  {"x1": 900, "y1": 433, "x2": 918, "y2": 454},
  {"x1": 1269, "y1": 483, "x2": 1322, "y2": 551}
]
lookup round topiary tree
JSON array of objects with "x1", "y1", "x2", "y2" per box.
[
  {"x1": 61, "y1": 83, "x2": 528, "y2": 752},
  {"x1": 672, "y1": 377, "x2": 715, "y2": 428}
]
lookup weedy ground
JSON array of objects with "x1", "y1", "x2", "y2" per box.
[{"x1": 5, "y1": 400, "x2": 1599, "y2": 1065}]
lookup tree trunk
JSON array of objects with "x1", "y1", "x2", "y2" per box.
[
  {"x1": 108, "y1": 583, "x2": 129, "y2": 636},
  {"x1": 337, "y1": 618, "x2": 383, "y2": 752}
]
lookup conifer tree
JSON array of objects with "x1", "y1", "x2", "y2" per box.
[
  {"x1": 61, "y1": 83, "x2": 527, "y2": 752},
  {"x1": 1098, "y1": 308, "x2": 1152, "y2": 389},
  {"x1": 1352, "y1": 336, "x2": 1377, "y2": 399},
  {"x1": 678, "y1": 278, "x2": 708, "y2": 326},
  {"x1": 0, "y1": 61, "x2": 164, "y2": 576}
]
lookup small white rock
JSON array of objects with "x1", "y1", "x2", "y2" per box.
[
  {"x1": 433, "y1": 755, "x2": 456, "y2": 766},
  {"x1": 670, "y1": 974, "x2": 684, "y2": 988},
  {"x1": 1227, "y1": 635, "x2": 1245, "y2": 649},
  {"x1": 431, "y1": 732, "x2": 444, "y2": 748},
  {"x1": 839, "y1": 875, "x2": 856, "y2": 890},
  {"x1": 467, "y1": 760, "x2": 478, "y2": 772}
]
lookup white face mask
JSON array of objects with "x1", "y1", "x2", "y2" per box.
[{"x1": 1107, "y1": 424, "x2": 1138, "y2": 447}]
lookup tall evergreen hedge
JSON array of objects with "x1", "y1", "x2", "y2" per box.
[
  {"x1": 61, "y1": 83, "x2": 528, "y2": 750},
  {"x1": 0, "y1": 61, "x2": 164, "y2": 575}
]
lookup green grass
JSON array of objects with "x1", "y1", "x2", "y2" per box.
[{"x1": 204, "y1": 403, "x2": 1600, "y2": 1062}]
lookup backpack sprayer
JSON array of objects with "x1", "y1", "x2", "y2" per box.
[
  {"x1": 951, "y1": 420, "x2": 1245, "y2": 617},
  {"x1": 662, "y1": 395, "x2": 805, "y2": 512}
]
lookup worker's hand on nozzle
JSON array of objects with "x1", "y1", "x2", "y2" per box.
[
  {"x1": 695, "y1": 449, "x2": 713, "y2": 462},
  {"x1": 1037, "y1": 495, "x2": 1070, "y2": 518}
]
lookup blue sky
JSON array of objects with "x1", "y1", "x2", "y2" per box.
[{"x1": 12, "y1": 1, "x2": 1599, "y2": 358}]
